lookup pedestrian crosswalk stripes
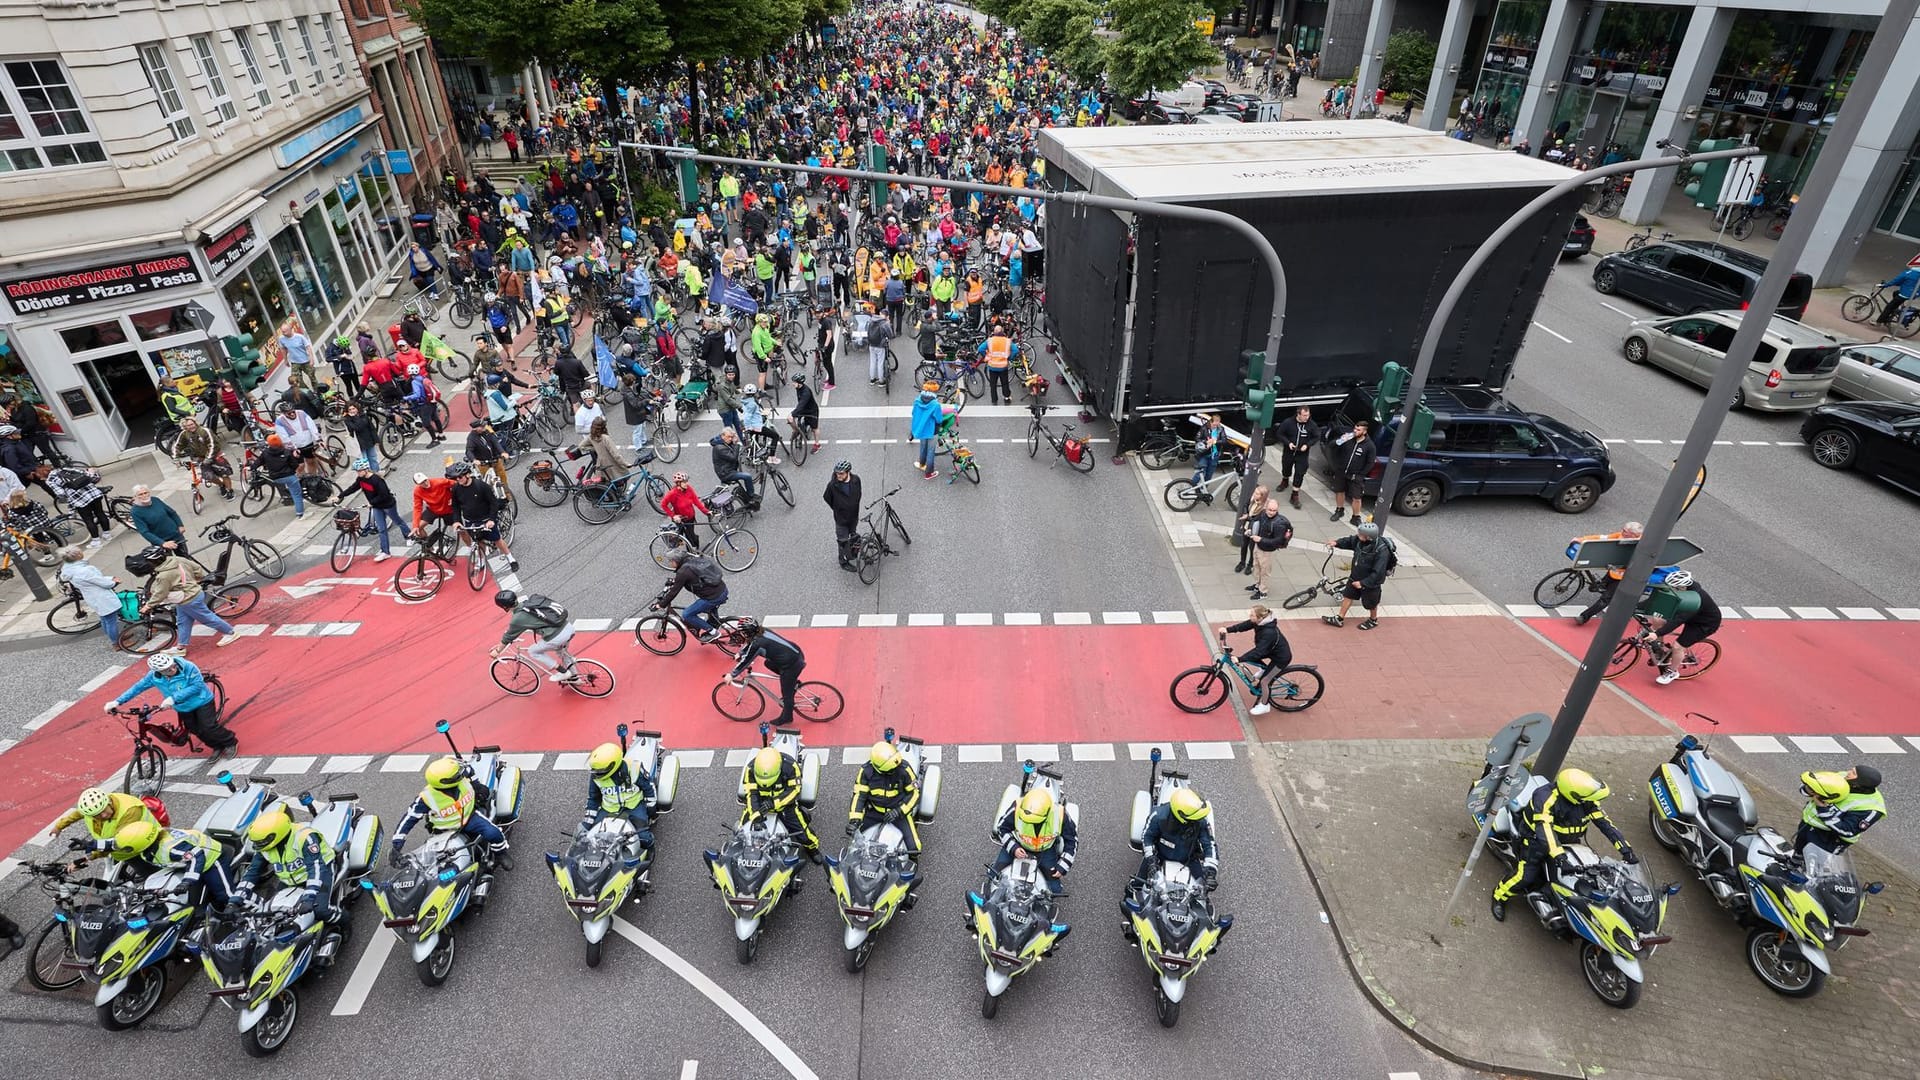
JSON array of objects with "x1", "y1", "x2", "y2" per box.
[
  {"x1": 1515, "y1": 603, "x2": 1918, "y2": 623},
  {"x1": 1728, "y1": 734, "x2": 1920, "y2": 755}
]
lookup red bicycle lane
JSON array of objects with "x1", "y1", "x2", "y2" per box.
[{"x1": 0, "y1": 569, "x2": 1237, "y2": 859}]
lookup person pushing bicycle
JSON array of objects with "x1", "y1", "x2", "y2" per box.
[
  {"x1": 1638, "y1": 569, "x2": 1721, "y2": 685},
  {"x1": 107, "y1": 653, "x2": 239, "y2": 757}
]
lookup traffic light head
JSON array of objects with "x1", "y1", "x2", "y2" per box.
[{"x1": 221, "y1": 333, "x2": 265, "y2": 391}]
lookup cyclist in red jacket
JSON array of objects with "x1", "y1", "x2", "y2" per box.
[
  {"x1": 411, "y1": 471, "x2": 458, "y2": 534},
  {"x1": 658, "y1": 471, "x2": 709, "y2": 546}
]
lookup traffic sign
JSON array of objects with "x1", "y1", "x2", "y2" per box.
[
  {"x1": 1567, "y1": 536, "x2": 1705, "y2": 569},
  {"x1": 1718, "y1": 157, "x2": 1764, "y2": 208},
  {"x1": 182, "y1": 300, "x2": 219, "y2": 331}
]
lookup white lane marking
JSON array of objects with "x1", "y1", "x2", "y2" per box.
[
  {"x1": 382, "y1": 754, "x2": 430, "y2": 772},
  {"x1": 322, "y1": 755, "x2": 374, "y2": 773},
  {"x1": 725, "y1": 749, "x2": 756, "y2": 768},
  {"x1": 170, "y1": 782, "x2": 238, "y2": 798},
  {"x1": 221, "y1": 757, "x2": 261, "y2": 774},
  {"x1": 1070, "y1": 743, "x2": 1115, "y2": 761},
  {"x1": 619, "y1": 618, "x2": 642, "y2": 631},
  {"x1": 974, "y1": 437, "x2": 1006, "y2": 443},
  {"x1": 0, "y1": 857, "x2": 19, "y2": 884},
  {"x1": 1838, "y1": 607, "x2": 1885, "y2": 621},
  {"x1": 907, "y1": 613, "x2": 944, "y2": 626},
  {"x1": 1599, "y1": 301, "x2": 1636, "y2": 318},
  {"x1": 1507, "y1": 604, "x2": 1551, "y2": 618},
  {"x1": 274, "y1": 623, "x2": 318, "y2": 637},
  {"x1": 1052, "y1": 612, "x2": 1092, "y2": 625},
  {"x1": 500, "y1": 753, "x2": 543, "y2": 771},
  {"x1": 1720, "y1": 609, "x2": 1743, "y2": 619},
  {"x1": 1530, "y1": 320, "x2": 1572, "y2": 343},
  {"x1": 1183, "y1": 742, "x2": 1236, "y2": 760},
  {"x1": 230, "y1": 624, "x2": 270, "y2": 637},
  {"x1": 834, "y1": 439, "x2": 863, "y2": 444},
  {"x1": 1847, "y1": 736, "x2": 1907, "y2": 754},
  {"x1": 1389, "y1": 1072, "x2": 1422, "y2": 1080},
  {"x1": 681, "y1": 1064, "x2": 699, "y2": 1080},
  {"x1": 24, "y1": 701, "x2": 71, "y2": 731},
  {"x1": 319, "y1": 622, "x2": 360, "y2": 636},
  {"x1": 1101, "y1": 611, "x2": 1142, "y2": 624},
  {"x1": 79, "y1": 665, "x2": 124, "y2": 694},
  {"x1": 1907, "y1": 738, "x2": 1920, "y2": 753},
  {"x1": 0, "y1": 738, "x2": 15, "y2": 756},
  {"x1": 676, "y1": 749, "x2": 716, "y2": 768},
  {"x1": 811, "y1": 614, "x2": 850, "y2": 627},
  {"x1": 1632, "y1": 439, "x2": 1664, "y2": 445},
  {"x1": 1888, "y1": 608, "x2": 1920, "y2": 620},
  {"x1": 869, "y1": 438, "x2": 898, "y2": 444},
  {"x1": 611, "y1": 918, "x2": 820, "y2": 1080},
  {"x1": 1014, "y1": 743, "x2": 1060, "y2": 761},
  {"x1": 956, "y1": 744, "x2": 1002, "y2": 763},
  {"x1": 330, "y1": 926, "x2": 397, "y2": 1016},
  {"x1": 1742, "y1": 606, "x2": 1789, "y2": 619},
  {"x1": 1152, "y1": 610, "x2": 1190, "y2": 624},
  {"x1": 1740, "y1": 440, "x2": 1771, "y2": 446},
  {"x1": 955, "y1": 613, "x2": 993, "y2": 626},
  {"x1": 1602, "y1": 438, "x2": 1626, "y2": 444},
  {"x1": 267, "y1": 756, "x2": 316, "y2": 775},
  {"x1": 1002, "y1": 612, "x2": 1041, "y2": 626},
  {"x1": 1773, "y1": 441, "x2": 1800, "y2": 447},
  {"x1": 1728, "y1": 735, "x2": 1788, "y2": 754},
  {"x1": 857, "y1": 613, "x2": 898, "y2": 627},
  {"x1": 1790, "y1": 606, "x2": 1838, "y2": 620},
  {"x1": 1788, "y1": 735, "x2": 1847, "y2": 753},
  {"x1": 840, "y1": 746, "x2": 868, "y2": 765},
  {"x1": 762, "y1": 615, "x2": 803, "y2": 628},
  {"x1": 551, "y1": 752, "x2": 591, "y2": 770},
  {"x1": 573, "y1": 618, "x2": 614, "y2": 631}
]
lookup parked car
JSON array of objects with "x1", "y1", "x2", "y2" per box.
[
  {"x1": 1621, "y1": 311, "x2": 1843, "y2": 411},
  {"x1": 1318, "y1": 387, "x2": 1615, "y2": 516},
  {"x1": 1200, "y1": 101, "x2": 1250, "y2": 121},
  {"x1": 1202, "y1": 79, "x2": 1229, "y2": 105},
  {"x1": 1591, "y1": 240, "x2": 1813, "y2": 319},
  {"x1": 1830, "y1": 340, "x2": 1920, "y2": 404},
  {"x1": 1799, "y1": 401, "x2": 1920, "y2": 493},
  {"x1": 1563, "y1": 215, "x2": 1596, "y2": 258},
  {"x1": 1146, "y1": 104, "x2": 1197, "y2": 125}
]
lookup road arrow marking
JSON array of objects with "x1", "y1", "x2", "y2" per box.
[{"x1": 280, "y1": 577, "x2": 379, "y2": 599}]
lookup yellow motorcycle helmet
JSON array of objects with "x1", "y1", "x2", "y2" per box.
[
  {"x1": 1168, "y1": 787, "x2": 1210, "y2": 823},
  {"x1": 112, "y1": 819, "x2": 165, "y2": 862},
  {"x1": 1556, "y1": 767, "x2": 1609, "y2": 803},
  {"x1": 1800, "y1": 770, "x2": 1849, "y2": 803},
  {"x1": 247, "y1": 807, "x2": 294, "y2": 850},
  {"x1": 752, "y1": 747, "x2": 784, "y2": 784},
  {"x1": 424, "y1": 757, "x2": 464, "y2": 790},
  {"x1": 588, "y1": 742, "x2": 624, "y2": 779},
  {"x1": 1017, "y1": 787, "x2": 1054, "y2": 825},
  {"x1": 870, "y1": 741, "x2": 901, "y2": 772}
]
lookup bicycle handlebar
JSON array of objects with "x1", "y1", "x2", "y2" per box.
[{"x1": 862, "y1": 487, "x2": 901, "y2": 509}]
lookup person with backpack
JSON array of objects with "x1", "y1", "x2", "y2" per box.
[
  {"x1": 489, "y1": 589, "x2": 580, "y2": 683},
  {"x1": 1322, "y1": 522, "x2": 1396, "y2": 630},
  {"x1": 658, "y1": 549, "x2": 729, "y2": 641},
  {"x1": 403, "y1": 363, "x2": 447, "y2": 445},
  {"x1": 44, "y1": 464, "x2": 114, "y2": 545},
  {"x1": 864, "y1": 302, "x2": 894, "y2": 384}
]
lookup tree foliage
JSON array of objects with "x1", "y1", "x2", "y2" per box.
[
  {"x1": 1380, "y1": 29, "x2": 1437, "y2": 95},
  {"x1": 1104, "y1": 0, "x2": 1216, "y2": 99}
]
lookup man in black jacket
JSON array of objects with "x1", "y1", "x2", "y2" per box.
[
  {"x1": 258, "y1": 435, "x2": 306, "y2": 516},
  {"x1": 727, "y1": 621, "x2": 808, "y2": 726},
  {"x1": 822, "y1": 460, "x2": 861, "y2": 570},
  {"x1": 710, "y1": 428, "x2": 759, "y2": 508},
  {"x1": 1329, "y1": 419, "x2": 1375, "y2": 527},
  {"x1": 552, "y1": 349, "x2": 589, "y2": 408},
  {"x1": 446, "y1": 462, "x2": 518, "y2": 570},
  {"x1": 1246, "y1": 499, "x2": 1292, "y2": 601},
  {"x1": 465, "y1": 420, "x2": 512, "y2": 502},
  {"x1": 1322, "y1": 522, "x2": 1395, "y2": 630},
  {"x1": 658, "y1": 550, "x2": 728, "y2": 639},
  {"x1": 1276, "y1": 407, "x2": 1320, "y2": 510},
  {"x1": 1218, "y1": 605, "x2": 1293, "y2": 715}
]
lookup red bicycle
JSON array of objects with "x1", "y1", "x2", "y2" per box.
[{"x1": 108, "y1": 672, "x2": 228, "y2": 795}]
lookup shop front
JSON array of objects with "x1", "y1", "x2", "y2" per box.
[
  {"x1": 1545, "y1": 3, "x2": 1689, "y2": 159},
  {"x1": 1466, "y1": 0, "x2": 1550, "y2": 139}
]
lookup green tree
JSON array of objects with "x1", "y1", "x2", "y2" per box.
[
  {"x1": 1380, "y1": 28, "x2": 1437, "y2": 96},
  {"x1": 1017, "y1": 0, "x2": 1100, "y2": 52},
  {"x1": 1105, "y1": 0, "x2": 1216, "y2": 99},
  {"x1": 1055, "y1": 12, "x2": 1111, "y2": 86}
]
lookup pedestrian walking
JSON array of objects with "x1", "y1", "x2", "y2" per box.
[
  {"x1": 865, "y1": 304, "x2": 894, "y2": 384},
  {"x1": 149, "y1": 545, "x2": 237, "y2": 651},
  {"x1": 1329, "y1": 418, "x2": 1376, "y2": 526},
  {"x1": 1233, "y1": 484, "x2": 1270, "y2": 575},
  {"x1": 346, "y1": 458, "x2": 410, "y2": 561},
  {"x1": 824, "y1": 460, "x2": 862, "y2": 570},
  {"x1": 911, "y1": 383, "x2": 947, "y2": 480},
  {"x1": 1245, "y1": 499, "x2": 1293, "y2": 601},
  {"x1": 1322, "y1": 522, "x2": 1397, "y2": 630}
]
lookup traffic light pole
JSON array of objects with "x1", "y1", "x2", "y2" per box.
[
  {"x1": 621, "y1": 144, "x2": 1290, "y2": 520},
  {"x1": 1527, "y1": 0, "x2": 1913, "y2": 781}
]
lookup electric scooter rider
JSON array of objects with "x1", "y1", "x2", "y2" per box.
[{"x1": 1490, "y1": 768, "x2": 1635, "y2": 922}]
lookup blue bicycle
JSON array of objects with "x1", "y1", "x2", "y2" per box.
[
  {"x1": 1169, "y1": 647, "x2": 1324, "y2": 713},
  {"x1": 571, "y1": 448, "x2": 671, "y2": 525}
]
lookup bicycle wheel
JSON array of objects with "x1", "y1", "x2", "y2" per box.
[
  {"x1": 1731, "y1": 215, "x2": 1754, "y2": 241},
  {"x1": 466, "y1": 544, "x2": 491, "y2": 590},
  {"x1": 118, "y1": 618, "x2": 175, "y2": 655},
  {"x1": 1603, "y1": 639, "x2": 1643, "y2": 681},
  {"x1": 1533, "y1": 569, "x2": 1590, "y2": 609},
  {"x1": 888, "y1": 507, "x2": 910, "y2": 546},
  {"x1": 648, "y1": 529, "x2": 692, "y2": 569},
  {"x1": 208, "y1": 583, "x2": 260, "y2": 619},
  {"x1": 191, "y1": 487, "x2": 205, "y2": 516},
  {"x1": 1841, "y1": 294, "x2": 1877, "y2": 323},
  {"x1": 1139, "y1": 440, "x2": 1185, "y2": 471},
  {"x1": 489, "y1": 656, "x2": 540, "y2": 696},
  {"x1": 1281, "y1": 583, "x2": 1323, "y2": 611},
  {"x1": 711, "y1": 678, "x2": 768, "y2": 722},
  {"x1": 239, "y1": 481, "x2": 274, "y2": 518},
  {"x1": 437, "y1": 351, "x2": 474, "y2": 382},
  {"x1": 674, "y1": 400, "x2": 697, "y2": 431},
  {"x1": 46, "y1": 597, "x2": 96, "y2": 635},
  {"x1": 1270, "y1": 667, "x2": 1326, "y2": 712},
  {"x1": 650, "y1": 419, "x2": 680, "y2": 461},
  {"x1": 123, "y1": 743, "x2": 166, "y2": 795},
  {"x1": 107, "y1": 496, "x2": 135, "y2": 527},
  {"x1": 710, "y1": 527, "x2": 759, "y2": 572},
  {"x1": 378, "y1": 424, "x2": 408, "y2": 459},
  {"x1": 244, "y1": 539, "x2": 285, "y2": 580},
  {"x1": 572, "y1": 486, "x2": 618, "y2": 525},
  {"x1": 789, "y1": 434, "x2": 810, "y2": 467},
  {"x1": 394, "y1": 556, "x2": 447, "y2": 601},
  {"x1": 1027, "y1": 425, "x2": 1041, "y2": 458},
  {"x1": 769, "y1": 468, "x2": 794, "y2": 507},
  {"x1": 642, "y1": 474, "x2": 670, "y2": 515},
  {"x1": 1895, "y1": 312, "x2": 1920, "y2": 340},
  {"x1": 793, "y1": 680, "x2": 845, "y2": 722},
  {"x1": 963, "y1": 368, "x2": 986, "y2": 400},
  {"x1": 449, "y1": 298, "x2": 475, "y2": 329},
  {"x1": 524, "y1": 464, "x2": 571, "y2": 507},
  {"x1": 712, "y1": 617, "x2": 755, "y2": 659},
  {"x1": 1169, "y1": 666, "x2": 1229, "y2": 713},
  {"x1": 1676, "y1": 640, "x2": 1721, "y2": 680},
  {"x1": 856, "y1": 536, "x2": 881, "y2": 585},
  {"x1": 959, "y1": 458, "x2": 980, "y2": 484},
  {"x1": 28, "y1": 918, "x2": 83, "y2": 992},
  {"x1": 563, "y1": 658, "x2": 615, "y2": 698},
  {"x1": 633, "y1": 613, "x2": 689, "y2": 655},
  {"x1": 1067, "y1": 443, "x2": 1095, "y2": 474},
  {"x1": 467, "y1": 383, "x2": 486, "y2": 419}
]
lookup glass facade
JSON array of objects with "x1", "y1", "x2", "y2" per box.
[
  {"x1": 1469, "y1": 0, "x2": 1550, "y2": 137},
  {"x1": 298, "y1": 203, "x2": 351, "y2": 316},
  {"x1": 1875, "y1": 139, "x2": 1920, "y2": 240},
  {"x1": 1547, "y1": 3, "x2": 1689, "y2": 158},
  {"x1": 271, "y1": 223, "x2": 328, "y2": 331}
]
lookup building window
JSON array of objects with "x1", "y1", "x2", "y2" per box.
[
  {"x1": 266, "y1": 23, "x2": 298, "y2": 98},
  {"x1": 230, "y1": 28, "x2": 273, "y2": 109},
  {"x1": 0, "y1": 58, "x2": 107, "y2": 172},
  {"x1": 293, "y1": 18, "x2": 321, "y2": 90},
  {"x1": 319, "y1": 15, "x2": 346, "y2": 80},
  {"x1": 137, "y1": 43, "x2": 196, "y2": 142},
  {"x1": 189, "y1": 36, "x2": 237, "y2": 124},
  {"x1": 408, "y1": 49, "x2": 442, "y2": 134},
  {"x1": 378, "y1": 61, "x2": 412, "y2": 150}
]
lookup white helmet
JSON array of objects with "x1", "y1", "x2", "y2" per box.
[{"x1": 147, "y1": 653, "x2": 178, "y2": 672}]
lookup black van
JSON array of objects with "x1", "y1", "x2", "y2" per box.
[{"x1": 1591, "y1": 240, "x2": 1812, "y2": 320}]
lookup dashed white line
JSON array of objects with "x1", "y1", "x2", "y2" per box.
[
  {"x1": 1773, "y1": 441, "x2": 1800, "y2": 447},
  {"x1": 761, "y1": 615, "x2": 804, "y2": 628},
  {"x1": 811, "y1": 613, "x2": 850, "y2": 627},
  {"x1": 907, "y1": 613, "x2": 945, "y2": 626},
  {"x1": 551, "y1": 752, "x2": 591, "y2": 770},
  {"x1": 857, "y1": 613, "x2": 898, "y2": 627},
  {"x1": 1101, "y1": 611, "x2": 1142, "y2": 624},
  {"x1": 322, "y1": 755, "x2": 375, "y2": 773},
  {"x1": 1891, "y1": 608, "x2": 1920, "y2": 621},
  {"x1": 1837, "y1": 607, "x2": 1885, "y2": 621},
  {"x1": 79, "y1": 665, "x2": 124, "y2": 694},
  {"x1": 330, "y1": 926, "x2": 397, "y2": 1016},
  {"x1": 268, "y1": 756, "x2": 316, "y2": 775},
  {"x1": 955, "y1": 613, "x2": 993, "y2": 626},
  {"x1": 382, "y1": 754, "x2": 429, "y2": 772},
  {"x1": 1633, "y1": 439, "x2": 1664, "y2": 445},
  {"x1": 681, "y1": 1063, "x2": 699, "y2": 1080},
  {"x1": 1599, "y1": 302, "x2": 1636, "y2": 318},
  {"x1": 1052, "y1": 612, "x2": 1092, "y2": 625},
  {"x1": 1788, "y1": 735, "x2": 1847, "y2": 754},
  {"x1": 1740, "y1": 440, "x2": 1771, "y2": 446},
  {"x1": 1742, "y1": 606, "x2": 1789, "y2": 619},
  {"x1": 1070, "y1": 743, "x2": 1115, "y2": 761},
  {"x1": 1789, "y1": 606, "x2": 1839, "y2": 620},
  {"x1": 956, "y1": 744, "x2": 1002, "y2": 763},
  {"x1": 1847, "y1": 736, "x2": 1906, "y2": 754},
  {"x1": 1002, "y1": 612, "x2": 1042, "y2": 626},
  {"x1": 676, "y1": 749, "x2": 716, "y2": 768},
  {"x1": 1152, "y1": 610, "x2": 1190, "y2": 624},
  {"x1": 1184, "y1": 742, "x2": 1236, "y2": 760},
  {"x1": 24, "y1": 701, "x2": 71, "y2": 732},
  {"x1": 500, "y1": 753, "x2": 543, "y2": 771},
  {"x1": 1015, "y1": 743, "x2": 1060, "y2": 762},
  {"x1": 1530, "y1": 321, "x2": 1572, "y2": 343},
  {"x1": 1129, "y1": 743, "x2": 1168, "y2": 761},
  {"x1": 573, "y1": 618, "x2": 614, "y2": 631},
  {"x1": 724, "y1": 748, "x2": 757, "y2": 768}
]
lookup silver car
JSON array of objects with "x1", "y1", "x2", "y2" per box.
[
  {"x1": 1830, "y1": 341, "x2": 1920, "y2": 404},
  {"x1": 1621, "y1": 311, "x2": 1844, "y2": 412}
]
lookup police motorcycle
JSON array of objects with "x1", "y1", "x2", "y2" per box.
[
  {"x1": 1646, "y1": 713, "x2": 1883, "y2": 997},
  {"x1": 197, "y1": 789, "x2": 380, "y2": 1056},
  {"x1": 706, "y1": 723, "x2": 820, "y2": 964},
  {"x1": 366, "y1": 721, "x2": 524, "y2": 986},
  {"x1": 1469, "y1": 717, "x2": 1677, "y2": 1009},
  {"x1": 548, "y1": 724, "x2": 681, "y2": 967},
  {"x1": 966, "y1": 759, "x2": 1075, "y2": 1019},
  {"x1": 1124, "y1": 748, "x2": 1233, "y2": 1028},
  {"x1": 825, "y1": 728, "x2": 942, "y2": 973}
]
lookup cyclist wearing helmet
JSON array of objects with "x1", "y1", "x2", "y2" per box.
[
  {"x1": 992, "y1": 786, "x2": 1077, "y2": 894},
  {"x1": 1794, "y1": 766, "x2": 1886, "y2": 856},
  {"x1": 390, "y1": 756, "x2": 513, "y2": 870},
  {"x1": 725, "y1": 621, "x2": 808, "y2": 725},
  {"x1": 789, "y1": 374, "x2": 821, "y2": 452},
  {"x1": 824, "y1": 460, "x2": 862, "y2": 570},
  {"x1": 107, "y1": 652, "x2": 238, "y2": 755},
  {"x1": 50, "y1": 786, "x2": 161, "y2": 865},
  {"x1": 491, "y1": 589, "x2": 577, "y2": 680},
  {"x1": 111, "y1": 819, "x2": 236, "y2": 907},
  {"x1": 659, "y1": 472, "x2": 710, "y2": 546},
  {"x1": 1640, "y1": 569, "x2": 1720, "y2": 685},
  {"x1": 447, "y1": 462, "x2": 518, "y2": 570},
  {"x1": 847, "y1": 740, "x2": 921, "y2": 854},
  {"x1": 403, "y1": 362, "x2": 447, "y2": 444},
  {"x1": 1322, "y1": 521, "x2": 1396, "y2": 630},
  {"x1": 238, "y1": 807, "x2": 337, "y2": 921},
  {"x1": 410, "y1": 470, "x2": 458, "y2": 536},
  {"x1": 1491, "y1": 767, "x2": 1633, "y2": 922},
  {"x1": 1134, "y1": 786, "x2": 1219, "y2": 891},
  {"x1": 744, "y1": 746, "x2": 820, "y2": 862},
  {"x1": 581, "y1": 742, "x2": 656, "y2": 851}
]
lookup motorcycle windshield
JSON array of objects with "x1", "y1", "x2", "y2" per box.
[
  {"x1": 384, "y1": 854, "x2": 440, "y2": 911},
  {"x1": 839, "y1": 835, "x2": 905, "y2": 906},
  {"x1": 1143, "y1": 871, "x2": 1212, "y2": 951},
  {"x1": 985, "y1": 863, "x2": 1054, "y2": 949},
  {"x1": 1802, "y1": 847, "x2": 1862, "y2": 924},
  {"x1": 70, "y1": 899, "x2": 118, "y2": 962},
  {"x1": 564, "y1": 830, "x2": 629, "y2": 894},
  {"x1": 1584, "y1": 861, "x2": 1659, "y2": 925},
  {"x1": 721, "y1": 819, "x2": 790, "y2": 893}
]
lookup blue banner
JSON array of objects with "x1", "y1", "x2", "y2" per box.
[{"x1": 712, "y1": 275, "x2": 759, "y2": 314}]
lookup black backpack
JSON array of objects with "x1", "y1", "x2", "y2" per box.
[
  {"x1": 520, "y1": 594, "x2": 569, "y2": 628},
  {"x1": 685, "y1": 555, "x2": 725, "y2": 597}
]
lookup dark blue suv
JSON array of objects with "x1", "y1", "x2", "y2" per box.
[{"x1": 1316, "y1": 387, "x2": 1616, "y2": 516}]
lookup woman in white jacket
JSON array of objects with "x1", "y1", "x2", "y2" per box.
[{"x1": 58, "y1": 546, "x2": 124, "y2": 647}]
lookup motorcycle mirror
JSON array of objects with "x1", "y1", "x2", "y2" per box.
[
  {"x1": 218, "y1": 770, "x2": 235, "y2": 790},
  {"x1": 435, "y1": 720, "x2": 451, "y2": 734},
  {"x1": 1665, "y1": 883, "x2": 1682, "y2": 896},
  {"x1": 358, "y1": 879, "x2": 374, "y2": 891},
  {"x1": 617, "y1": 723, "x2": 628, "y2": 739},
  {"x1": 1122, "y1": 899, "x2": 1141, "y2": 914},
  {"x1": 298, "y1": 791, "x2": 314, "y2": 807},
  {"x1": 1867, "y1": 882, "x2": 1885, "y2": 894},
  {"x1": 1022, "y1": 760, "x2": 1035, "y2": 775},
  {"x1": 883, "y1": 726, "x2": 895, "y2": 743},
  {"x1": 1050, "y1": 923, "x2": 1070, "y2": 935},
  {"x1": 758, "y1": 722, "x2": 771, "y2": 746}
]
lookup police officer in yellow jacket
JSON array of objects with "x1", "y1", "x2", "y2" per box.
[
  {"x1": 847, "y1": 741, "x2": 920, "y2": 854},
  {"x1": 390, "y1": 757, "x2": 513, "y2": 870},
  {"x1": 1794, "y1": 766, "x2": 1886, "y2": 856},
  {"x1": 239, "y1": 808, "x2": 337, "y2": 921},
  {"x1": 1491, "y1": 768, "x2": 1634, "y2": 922},
  {"x1": 582, "y1": 742, "x2": 656, "y2": 852},
  {"x1": 746, "y1": 747, "x2": 819, "y2": 862},
  {"x1": 111, "y1": 820, "x2": 237, "y2": 908}
]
